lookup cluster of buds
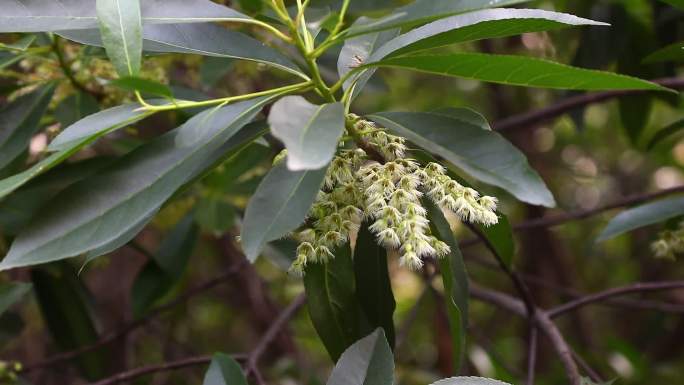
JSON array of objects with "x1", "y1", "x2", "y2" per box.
[
  {"x1": 650, "y1": 221, "x2": 684, "y2": 260},
  {"x1": 288, "y1": 116, "x2": 500, "y2": 274}
]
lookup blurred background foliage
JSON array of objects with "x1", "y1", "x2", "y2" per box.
[{"x1": 1, "y1": 1, "x2": 683, "y2": 385}]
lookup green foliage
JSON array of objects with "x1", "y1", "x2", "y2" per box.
[
  {"x1": 0, "y1": 0, "x2": 681, "y2": 384},
  {"x1": 362, "y1": 53, "x2": 671, "y2": 91},
  {"x1": 269, "y1": 96, "x2": 345, "y2": 170},
  {"x1": 202, "y1": 354, "x2": 248, "y2": 385},
  {"x1": 598, "y1": 196, "x2": 684, "y2": 241},
  {"x1": 368, "y1": 110, "x2": 556, "y2": 207}
]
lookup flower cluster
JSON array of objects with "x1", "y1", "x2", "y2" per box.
[
  {"x1": 650, "y1": 221, "x2": 684, "y2": 260},
  {"x1": 288, "y1": 117, "x2": 500, "y2": 274}
]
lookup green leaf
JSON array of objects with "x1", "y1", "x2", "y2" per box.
[
  {"x1": 131, "y1": 214, "x2": 198, "y2": 317},
  {"x1": 0, "y1": 157, "x2": 112, "y2": 236},
  {"x1": 0, "y1": 35, "x2": 37, "y2": 51},
  {"x1": 337, "y1": 17, "x2": 399, "y2": 96},
  {"x1": 0, "y1": 0, "x2": 250, "y2": 32},
  {"x1": 203, "y1": 353, "x2": 248, "y2": 385},
  {"x1": 0, "y1": 51, "x2": 25, "y2": 70},
  {"x1": 648, "y1": 119, "x2": 684, "y2": 150},
  {"x1": 597, "y1": 196, "x2": 684, "y2": 241},
  {"x1": 0, "y1": 96, "x2": 277, "y2": 271},
  {"x1": 430, "y1": 377, "x2": 512, "y2": 385},
  {"x1": 97, "y1": 0, "x2": 143, "y2": 77},
  {"x1": 0, "y1": 282, "x2": 32, "y2": 316},
  {"x1": 304, "y1": 243, "x2": 363, "y2": 362},
  {"x1": 0, "y1": 85, "x2": 55, "y2": 170},
  {"x1": 326, "y1": 329, "x2": 394, "y2": 385},
  {"x1": 60, "y1": 23, "x2": 306, "y2": 79},
  {"x1": 368, "y1": 110, "x2": 555, "y2": 207},
  {"x1": 425, "y1": 200, "x2": 469, "y2": 373},
  {"x1": 269, "y1": 96, "x2": 345, "y2": 171},
  {"x1": 659, "y1": 0, "x2": 684, "y2": 9},
  {"x1": 643, "y1": 41, "x2": 684, "y2": 64},
  {"x1": 362, "y1": 53, "x2": 672, "y2": 92},
  {"x1": 353, "y1": 224, "x2": 396, "y2": 348},
  {"x1": 31, "y1": 262, "x2": 109, "y2": 380},
  {"x1": 110, "y1": 76, "x2": 173, "y2": 99},
  {"x1": 581, "y1": 377, "x2": 615, "y2": 385},
  {"x1": 48, "y1": 102, "x2": 154, "y2": 152},
  {"x1": 54, "y1": 92, "x2": 101, "y2": 128},
  {"x1": 241, "y1": 162, "x2": 328, "y2": 261},
  {"x1": 343, "y1": 0, "x2": 531, "y2": 39},
  {"x1": 370, "y1": 9, "x2": 606, "y2": 60},
  {"x1": 479, "y1": 214, "x2": 515, "y2": 268}
]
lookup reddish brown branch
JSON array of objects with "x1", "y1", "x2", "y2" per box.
[
  {"x1": 493, "y1": 77, "x2": 684, "y2": 133},
  {"x1": 88, "y1": 355, "x2": 220, "y2": 385},
  {"x1": 549, "y1": 281, "x2": 684, "y2": 318},
  {"x1": 470, "y1": 285, "x2": 581, "y2": 385},
  {"x1": 245, "y1": 293, "x2": 307, "y2": 379}
]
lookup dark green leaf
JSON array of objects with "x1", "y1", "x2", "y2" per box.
[
  {"x1": 479, "y1": 214, "x2": 515, "y2": 268},
  {"x1": 203, "y1": 353, "x2": 248, "y2": 385},
  {"x1": 241, "y1": 162, "x2": 328, "y2": 261},
  {"x1": 54, "y1": 92, "x2": 101, "y2": 128},
  {"x1": 370, "y1": 9, "x2": 606, "y2": 60},
  {"x1": 0, "y1": 51, "x2": 25, "y2": 70},
  {"x1": 60, "y1": 23, "x2": 306, "y2": 79},
  {"x1": 326, "y1": 329, "x2": 394, "y2": 385},
  {"x1": 648, "y1": 119, "x2": 684, "y2": 150},
  {"x1": 643, "y1": 41, "x2": 684, "y2": 63},
  {"x1": 304, "y1": 244, "x2": 363, "y2": 361},
  {"x1": 0, "y1": 0, "x2": 249, "y2": 32},
  {"x1": 368, "y1": 110, "x2": 556, "y2": 207},
  {"x1": 31, "y1": 262, "x2": 109, "y2": 380},
  {"x1": 619, "y1": 95, "x2": 652, "y2": 144},
  {"x1": 425, "y1": 200, "x2": 469, "y2": 373},
  {"x1": 1, "y1": 96, "x2": 278, "y2": 270},
  {"x1": 362, "y1": 53, "x2": 671, "y2": 92},
  {"x1": 48, "y1": 102, "x2": 154, "y2": 151},
  {"x1": 430, "y1": 378, "x2": 511, "y2": 385},
  {"x1": 353, "y1": 224, "x2": 396, "y2": 348},
  {"x1": 131, "y1": 214, "x2": 198, "y2": 317},
  {"x1": 0, "y1": 282, "x2": 32, "y2": 316},
  {"x1": 659, "y1": 0, "x2": 684, "y2": 9},
  {"x1": 337, "y1": 17, "x2": 399, "y2": 96},
  {"x1": 598, "y1": 196, "x2": 684, "y2": 241},
  {"x1": 110, "y1": 76, "x2": 173, "y2": 99},
  {"x1": 343, "y1": 0, "x2": 531, "y2": 39},
  {"x1": 97, "y1": 0, "x2": 143, "y2": 76},
  {"x1": 0, "y1": 35, "x2": 37, "y2": 51},
  {"x1": 0, "y1": 85, "x2": 55, "y2": 170},
  {"x1": 0, "y1": 157, "x2": 112, "y2": 235},
  {"x1": 269, "y1": 96, "x2": 345, "y2": 171}
]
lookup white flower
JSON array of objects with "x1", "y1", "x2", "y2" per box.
[{"x1": 377, "y1": 228, "x2": 401, "y2": 248}]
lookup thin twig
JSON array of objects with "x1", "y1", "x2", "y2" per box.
[
  {"x1": 526, "y1": 326, "x2": 538, "y2": 385},
  {"x1": 465, "y1": 223, "x2": 536, "y2": 317},
  {"x1": 87, "y1": 355, "x2": 224, "y2": 385},
  {"x1": 245, "y1": 293, "x2": 307, "y2": 379},
  {"x1": 493, "y1": 77, "x2": 684, "y2": 133},
  {"x1": 460, "y1": 185, "x2": 684, "y2": 249},
  {"x1": 470, "y1": 285, "x2": 581, "y2": 385},
  {"x1": 23, "y1": 262, "x2": 247, "y2": 373},
  {"x1": 549, "y1": 281, "x2": 684, "y2": 318}
]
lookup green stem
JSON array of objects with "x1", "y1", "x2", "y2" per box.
[{"x1": 138, "y1": 81, "x2": 313, "y2": 112}]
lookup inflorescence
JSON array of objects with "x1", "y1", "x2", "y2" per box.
[
  {"x1": 288, "y1": 115, "x2": 499, "y2": 274},
  {"x1": 650, "y1": 221, "x2": 684, "y2": 261}
]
